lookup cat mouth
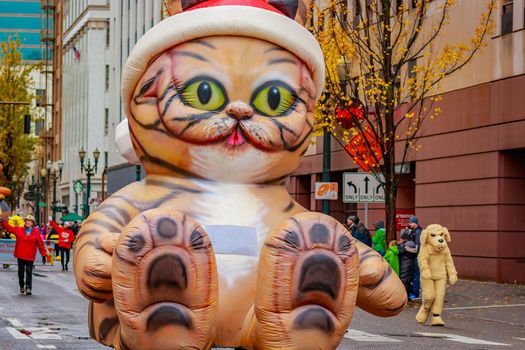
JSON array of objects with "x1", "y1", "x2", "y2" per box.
[
  {"x1": 225, "y1": 127, "x2": 245, "y2": 146},
  {"x1": 222, "y1": 124, "x2": 273, "y2": 151}
]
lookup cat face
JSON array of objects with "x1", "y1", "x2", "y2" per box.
[{"x1": 128, "y1": 36, "x2": 316, "y2": 183}]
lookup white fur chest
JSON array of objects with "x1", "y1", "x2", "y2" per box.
[{"x1": 188, "y1": 180, "x2": 271, "y2": 247}]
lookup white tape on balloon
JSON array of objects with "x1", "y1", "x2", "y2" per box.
[{"x1": 203, "y1": 225, "x2": 258, "y2": 257}]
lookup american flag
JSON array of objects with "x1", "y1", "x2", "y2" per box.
[{"x1": 72, "y1": 45, "x2": 81, "y2": 60}]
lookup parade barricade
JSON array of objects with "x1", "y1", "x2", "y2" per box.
[{"x1": 0, "y1": 239, "x2": 58, "y2": 265}]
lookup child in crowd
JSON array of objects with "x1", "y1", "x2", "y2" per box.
[
  {"x1": 384, "y1": 240, "x2": 399, "y2": 275},
  {"x1": 398, "y1": 229, "x2": 418, "y2": 296},
  {"x1": 372, "y1": 220, "x2": 387, "y2": 256}
]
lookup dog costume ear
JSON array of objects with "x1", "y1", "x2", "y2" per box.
[
  {"x1": 420, "y1": 229, "x2": 428, "y2": 247},
  {"x1": 443, "y1": 227, "x2": 451, "y2": 243}
]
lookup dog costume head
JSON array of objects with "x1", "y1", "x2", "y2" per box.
[{"x1": 420, "y1": 224, "x2": 451, "y2": 253}]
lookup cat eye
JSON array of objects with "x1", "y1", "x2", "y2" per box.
[
  {"x1": 181, "y1": 77, "x2": 227, "y2": 111},
  {"x1": 251, "y1": 81, "x2": 297, "y2": 117}
]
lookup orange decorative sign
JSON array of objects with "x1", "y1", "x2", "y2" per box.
[
  {"x1": 344, "y1": 126, "x2": 383, "y2": 172},
  {"x1": 314, "y1": 182, "x2": 338, "y2": 200}
]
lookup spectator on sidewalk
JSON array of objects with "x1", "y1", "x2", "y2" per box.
[
  {"x1": 372, "y1": 220, "x2": 387, "y2": 256},
  {"x1": 384, "y1": 240, "x2": 400, "y2": 275},
  {"x1": 346, "y1": 215, "x2": 358, "y2": 235},
  {"x1": 0, "y1": 215, "x2": 46, "y2": 295},
  {"x1": 398, "y1": 229, "x2": 418, "y2": 297},
  {"x1": 407, "y1": 216, "x2": 423, "y2": 300},
  {"x1": 39, "y1": 226, "x2": 47, "y2": 265},
  {"x1": 72, "y1": 221, "x2": 80, "y2": 235},
  {"x1": 347, "y1": 215, "x2": 372, "y2": 246},
  {"x1": 49, "y1": 217, "x2": 75, "y2": 271}
]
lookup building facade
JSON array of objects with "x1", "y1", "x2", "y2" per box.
[
  {"x1": 106, "y1": 0, "x2": 162, "y2": 194},
  {"x1": 0, "y1": 1, "x2": 54, "y2": 218},
  {"x1": 60, "y1": 0, "x2": 110, "y2": 216},
  {"x1": 0, "y1": 0, "x2": 48, "y2": 62},
  {"x1": 290, "y1": 0, "x2": 525, "y2": 283},
  {"x1": 101, "y1": 1, "x2": 524, "y2": 283}
]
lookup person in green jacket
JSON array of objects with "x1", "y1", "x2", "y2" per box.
[
  {"x1": 372, "y1": 220, "x2": 387, "y2": 256},
  {"x1": 384, "y1": 240, "x2": 400, "y2": 275}
]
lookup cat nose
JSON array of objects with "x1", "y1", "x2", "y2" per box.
[
  {"x1": 225, "y1": 101, "x2": 254, "y2": 121},
  {"x1": 438, "y1": 239, "x2": 444, "y2": 243}
]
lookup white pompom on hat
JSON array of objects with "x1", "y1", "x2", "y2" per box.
[{"x1": 116, "y1": 0, "x2": 325, "y2": 164}]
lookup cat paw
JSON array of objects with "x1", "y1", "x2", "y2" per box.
[
  {"x1": 254, "y1": 212, "x2": 359, "y2": 350},
  {"x1": 112, "y1": 209, "x2": 217, "y2": 350},
  {"x1": 74, "y1": 231, "x2": 116, "y2": 303}
]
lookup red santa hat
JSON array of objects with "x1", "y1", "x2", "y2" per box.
[{"x1": 117, "y1": 0, "x2": 325, "y2": 164}]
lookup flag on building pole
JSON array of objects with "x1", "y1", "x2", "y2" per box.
[{"x1": 72, "y1": 45, "x2": 81, "y2": 60}]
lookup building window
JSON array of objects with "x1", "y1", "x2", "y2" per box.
[
  {"x1": 105, "y1": 64, "x2": 109, "y2": 90},
  {"x1": 106, "y1": 21, "x2": 110, "y2": 46},
  {"x1": 408, "y1": 59, "x2": 417, "y2": 80},
  {"x1": 35, "y1": 89, "x2": 46, "y2": 106},
  {"x1": 104, "y1": 108, "x2": 109, "y2": 135},
  {"x1": 502, "y1": 0, "x2": 513, "y2": 35},
  {"x1": 353, "y1": 0, "x2": 362, "y2": 29}
]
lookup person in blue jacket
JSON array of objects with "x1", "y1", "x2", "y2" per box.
[{"x1": 407, "y1": 216, "x2": 423, "y2": 300}]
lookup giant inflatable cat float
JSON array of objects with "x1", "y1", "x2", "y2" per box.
[{"x1": 73, "y1": 0, "x2": 407, "y2": 348}]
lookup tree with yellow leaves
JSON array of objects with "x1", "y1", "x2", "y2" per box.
[
  {"x1": 311, "y1": 0, "x2": 496, "y2": 240},
  {"x1": 0, "y1": 37, "x2": 37, "y2": 210}
]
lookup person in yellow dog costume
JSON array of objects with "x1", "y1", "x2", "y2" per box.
[{"x1": 416, "y1": 224, "x2": 458, "y2": 326}]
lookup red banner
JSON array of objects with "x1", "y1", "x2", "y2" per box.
[
  {"x1": 344, "y1": 126, "x2": 383, "y2": 172},
  {"x1": 336, "y1": 104, "x2": 364, "y2": 129},
  {"x1": 396, "y1": 209, "x2": 415, "y2": 231}
]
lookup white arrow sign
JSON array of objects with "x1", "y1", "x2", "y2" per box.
[{"x1": 343, "y1": 173, "x2": 385, "y2": 203}]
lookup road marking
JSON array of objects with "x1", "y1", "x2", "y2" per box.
[
  {"x1": 5, "y1": 327, "x2": 30, "y2": 339},
  {"x1": 25, "y1": 327, "x2": 62, "y2": 340},
  {"x1": 344, "y1": 329, "x2": 402, "y2": 342},
  {"x1": 37, "y1": 345, "x2": 56, "y2": 349},
  {"x1": 416, "y1": 332, "x2": 510, "y2": 346},
  {"x1": 514, "y1": 337, "x2": 525, "y2": 341},
  {"x1": 6, "y1": 318, "x2": 23, "y2": 327},
  {"x1": 443, "y1": 303, "x2": 525, "y2": 310},
  {"x1": 4, "y1": 326, "x2": 62, "y2": 340}
]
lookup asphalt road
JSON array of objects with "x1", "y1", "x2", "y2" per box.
[{"x1": 0, "y1": 264, "x2": 524, "y2": 350}]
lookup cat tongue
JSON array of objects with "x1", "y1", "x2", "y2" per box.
[{"x1": 227, "y1": 128, "x2": 245, "y2": 146}]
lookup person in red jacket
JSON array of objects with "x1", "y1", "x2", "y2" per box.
[
  {"x1": 0, "y1": 215, "x2": 46, "y2": 295},
  {"x1": 49, "y1": 217, "x2": 75, "y2": 271}
]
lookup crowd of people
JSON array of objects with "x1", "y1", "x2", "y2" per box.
[
  {"x1": 346, "y1": 214, "x2": 423, "y2": 301},
  {"x1": 0, "y1": 214, "x2": 79, "y2": 295}
]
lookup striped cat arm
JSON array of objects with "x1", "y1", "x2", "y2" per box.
[
  {"x1": 355, "y1": 241, "x2": 407, "y2": 317},
  {"x1": 73, "y1": 190, "x2": 141, "y2": 303}
]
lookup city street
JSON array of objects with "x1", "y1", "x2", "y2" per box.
[{"x1": 0, "y1": 264, "x2": 523, "y2": 349}]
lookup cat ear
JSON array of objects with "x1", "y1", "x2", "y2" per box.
[
  {"x1": 268, "y1": 0, "x2": 309, "y2": 26},
  {"x1": 115, "y1": 119, "x2": 141, "y2": 165}
]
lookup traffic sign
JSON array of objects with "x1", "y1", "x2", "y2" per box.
[
  {"x1": 73, "y1": 180, "x2": 83, "y2": 193},
  {"x1": 314, "y1": 182, "x2": 338, "y2": 200},
  {"x1": 343, "y1": 173, "x2": 385, "y2": 203}
]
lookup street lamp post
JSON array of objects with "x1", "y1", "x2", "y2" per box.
[
  {"x1": 136, "y1": 165, "x2": 141, "y2": 181},
  {"x1": 39, "y1": 168, "x2": 46, "y2": 225},
  {"x1": 31, "y1": 172, "x2": 44, "y2": 227},
  {"x1": 46, "y1": 160, "x2": 64, "y2": 220},
  {"x1": 79, "y1": 148, "x2": 100, "y2": 217}
]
